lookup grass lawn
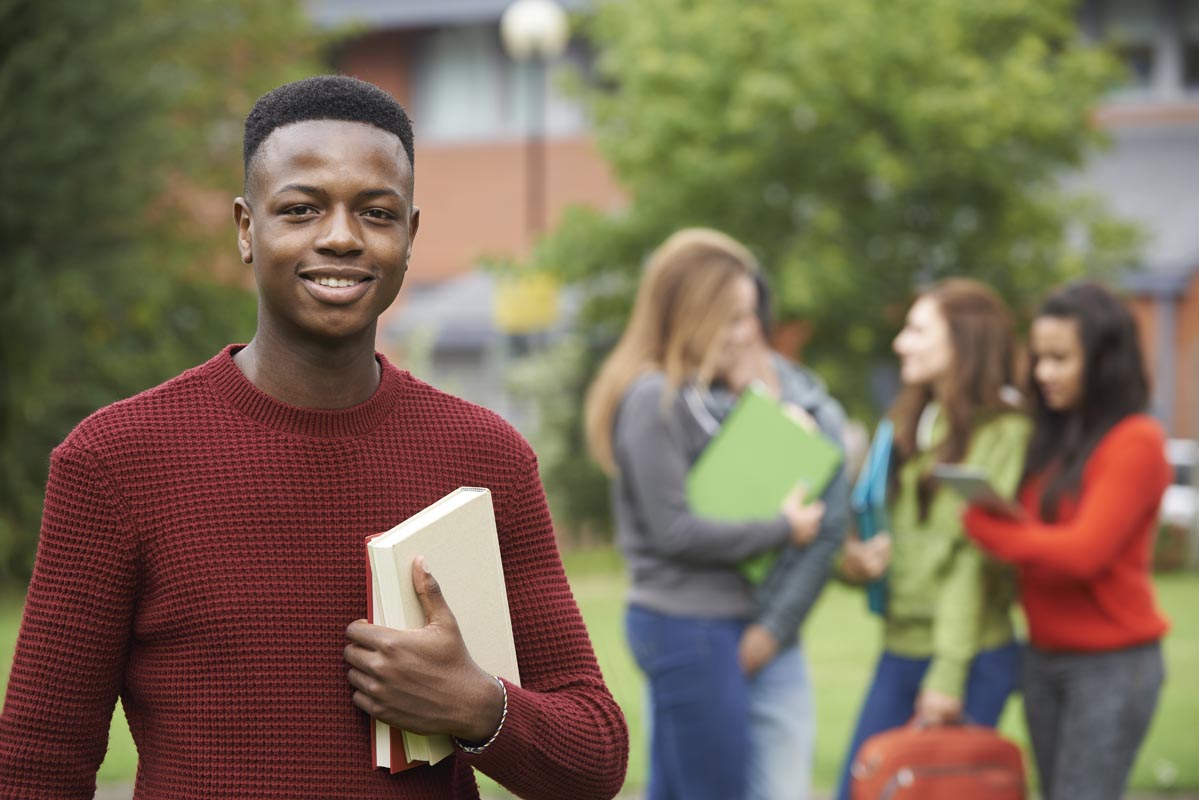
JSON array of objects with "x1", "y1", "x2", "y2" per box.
[{"x1": 2, "y1": 551, "x2": 1197, "y2": 795}]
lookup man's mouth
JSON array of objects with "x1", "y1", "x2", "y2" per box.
[
  {"x1": 299, "y1": 271, "x2": 375, "y2": 305},
  {"x1": 310, "y1": 276, "x2": 368, "y2": 288}
]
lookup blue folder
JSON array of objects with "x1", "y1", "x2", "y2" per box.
[{"x1": 851, "y1": 420, "x2": 893, "y2": 616}]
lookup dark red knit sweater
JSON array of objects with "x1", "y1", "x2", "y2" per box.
[
  {"x1": 964, "y1": 415, "x2": 1170, "y2": 653},
  {"x1": 0, "y1": 346, "x2": 627, "y2": 799}
]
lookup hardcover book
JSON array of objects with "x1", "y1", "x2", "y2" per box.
[{"x1": 365, "y1": 487, "x2": 520, "y2": 772}]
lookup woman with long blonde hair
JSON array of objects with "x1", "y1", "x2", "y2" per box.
[{"x1": 586, "y1": 229, "x2": 826, "y2": 800}]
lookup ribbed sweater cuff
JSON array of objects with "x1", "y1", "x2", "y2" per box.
[{"x1": 458, "y1": 678, "x2": 539, "y2": 771}]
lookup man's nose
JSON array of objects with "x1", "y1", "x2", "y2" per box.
[{"x1": 315, "y1": 207, "x2": 364, "y2": 255}]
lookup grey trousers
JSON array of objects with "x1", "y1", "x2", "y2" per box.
[{"x1": 1022, "y1": 640, "x2": 1165, "y2": 800}]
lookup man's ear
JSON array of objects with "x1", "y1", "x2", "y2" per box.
[
  {"x1": 405, "y1": 206, "x2": 420, "y2": 270},
  {"x1": 233, "y1": 197, "x2": 254, "y2": 264}
]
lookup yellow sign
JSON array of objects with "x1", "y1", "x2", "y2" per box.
[{"x1": 493, "y1": 272, "x2": 560, "y2": 334}]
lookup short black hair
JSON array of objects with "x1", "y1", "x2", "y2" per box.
[{"x1": 243, "y1": 75, "x2": 415, "y2": 184}]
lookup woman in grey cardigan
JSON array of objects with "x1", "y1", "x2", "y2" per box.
[{"x1": 584, "y1": 229, "x2": 847, "y2": 800}]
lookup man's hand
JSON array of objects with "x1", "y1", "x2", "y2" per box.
[
  {"x1": 782, "y1": 484, "x2": 825, "y2": 547},
  {"x1": 840, "y1": 533, "x2": 892, "y2": 583},
  {"x1": 738, "y1": 624, "x2": 780, "y2": 677},
  {"x1": 915, "y1": 688, "x2": 963, "y2": 726},
  {"x1": 344, "y1": 556, "x2": 504, "y2": 742}
]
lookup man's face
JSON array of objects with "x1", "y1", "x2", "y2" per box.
[{"x1": 234, "y1": 119, "x2": 419, "y2": 346}]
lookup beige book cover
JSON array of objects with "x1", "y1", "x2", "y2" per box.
[{"x1": 366, "y1": 487, "x2": 521, "y2": 771}]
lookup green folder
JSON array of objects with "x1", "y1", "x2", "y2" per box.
[{"x1": 687, "y1": 386, "x2": 843, "y2": 582}]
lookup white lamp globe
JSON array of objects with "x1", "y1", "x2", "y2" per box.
[{"x1": 500, "y1": 0, "x2": 570, "y2": 62}]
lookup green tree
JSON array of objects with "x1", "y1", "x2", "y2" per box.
[
  {"x1": 0, "y1": 0, "x2": 323, "y2": 579},
  {"x1": 524, "y1": 0, "x2": 1140, "y2": 538}
]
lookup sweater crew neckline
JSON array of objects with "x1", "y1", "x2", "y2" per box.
[{"x1": 202, "y1": 344, "x2": 404, "y2": 438}]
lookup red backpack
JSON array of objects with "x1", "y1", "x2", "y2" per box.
[{"x1": 850, "y1": 721, "x2": 1027, "y2": 800}]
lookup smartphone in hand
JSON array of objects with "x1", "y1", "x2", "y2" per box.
[{"x1": 931, "y1": 464, "x2": 1025, "y2": 520}]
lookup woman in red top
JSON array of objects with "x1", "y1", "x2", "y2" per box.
[{"x1": 964, "y1": 281, "x2": 1170, "y2": 800}]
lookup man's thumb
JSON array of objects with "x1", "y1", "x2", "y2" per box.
[{"x1": 412, "y1": 555, "x2": 454, "y2": 626}]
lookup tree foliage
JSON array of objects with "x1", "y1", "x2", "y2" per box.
[
  {"x1": 525, "y1": 0, "x2": 1140, "y2": 537},
  {"x1": 0, "y1": 0, "x2": 323, "y2": 578}
]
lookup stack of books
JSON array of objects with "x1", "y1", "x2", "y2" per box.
[{"x1": 365, "y1": 487, "x2": 520, "y2": 772}]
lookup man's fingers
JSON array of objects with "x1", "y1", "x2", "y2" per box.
[
  {"x1": 411, "y1": 555, "x2": 456, "y2": 627},
  {"x1": 348, "y1": 680, "x2": 389, "y2": 721},
  {"x1": 345, "y1": 619, "x2": 394, "y2": 651},
  {"x1": 343, "y1": 640, "x2": 370, "y2": 671},
  {"x1": 345, "y1": 663, "x2": 383, "y2": 696}
]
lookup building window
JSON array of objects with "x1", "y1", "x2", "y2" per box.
[
  {"x1": 1184, "y1": 2, "x2": 1199, "y2": 91},
  {"x1": 1080, "y1": 0, "x2": 1199, "y2": 100},
  {"x1": 1099, "y1": 0, "x2": 1160, "y2": 93},
  {"x1": 411, "y1": 26, "x2": 512, "y2": 142},
  {"x1": 411, "y1": 25, "x2": 588, "y2": 144}
]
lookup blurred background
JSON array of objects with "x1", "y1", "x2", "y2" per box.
[
  {"x1": 2, "y1": 0, "x2": 1197, "y2": 795},
  {"x1": 9, "y1": 0, "x2": 1196, "y2": 572}
]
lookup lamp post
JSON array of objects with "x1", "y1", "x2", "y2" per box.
[{"x1": 500, "y1": 0, "x2": 570, "y2": 246}]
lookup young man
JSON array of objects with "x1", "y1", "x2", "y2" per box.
[{"x1": 0, "y1": 76, "x2": 628, "y2": 799}]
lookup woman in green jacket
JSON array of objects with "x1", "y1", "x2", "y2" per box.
[{"x1": 835, "y1": 279, "x2": 1030, "y2": 800}]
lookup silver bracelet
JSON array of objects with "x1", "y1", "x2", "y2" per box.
[{"x1": 454, "y1": 676, "x2": 507, "y2": 755}]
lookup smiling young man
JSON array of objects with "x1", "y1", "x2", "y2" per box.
[{"x1": 0, "y1": 76, "x2": 627, "y2": 800}]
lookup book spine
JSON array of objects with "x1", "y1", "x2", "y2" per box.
[
  {"x1": 366, "y1": 535, "x2": 420, "y2": 772},
  {"x1": 365, "y1": 537, "x2": 384, "y2": 769}
]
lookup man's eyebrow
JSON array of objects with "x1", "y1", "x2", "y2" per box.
[
  {"x1": 274, "y1": 183, "x2": 325, "y2": 197},
  {"x1": 273, "y1": 184, "x2": 403, "y2": 201},
  {"x1": 357, "y1": 188, "x2": 403, "y2": 200}
]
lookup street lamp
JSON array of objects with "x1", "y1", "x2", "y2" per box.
[{"x1": 500, "y1": 0, "x2": 570, "y2": 245}]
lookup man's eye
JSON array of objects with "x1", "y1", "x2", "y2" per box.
[
  {"x1": 283, "y1": 205, "x2": 316, "y2": 216},
  {"x1": 363, "y1": 209, "x2": 396, "y2": 220}
]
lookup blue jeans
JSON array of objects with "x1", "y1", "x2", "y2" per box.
[
  {"x1": 834, "y1": 641, "x2": 1021, "y2": 800},
  {"x1": 626, "y1": 606, "x2": 751, "y2": 800},
  {"x1": 748, "y1": 643, "x2": 814, "y2": 800}
]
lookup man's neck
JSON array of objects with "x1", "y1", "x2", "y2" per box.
[{"x1": 234, "y1": 331, "x2": 382, "y2": 410}]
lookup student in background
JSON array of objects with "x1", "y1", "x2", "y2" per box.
[
  {"x1": 585, "y1": 229, "x2": 827, "y2": 800},
  {"x1": 836, "y1": 279, "x2": 1030, "y2": 800},
  {"x1": 964, "y1": 281, "x2": 1170, "y2": 800},
  {"x1": 702, "y1": 272, "x2": 850, "y2": 800}
]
